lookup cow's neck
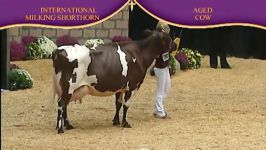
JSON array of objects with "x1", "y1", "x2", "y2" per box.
[{"x1": 137, "y1": 36, "x2": 161, "y2": 69}]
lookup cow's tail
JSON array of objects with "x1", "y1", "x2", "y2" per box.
[{"x1": 47, "y1": 70, "x2": 57, "y2": 113}]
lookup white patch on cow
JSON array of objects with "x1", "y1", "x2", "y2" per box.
[
  {"x1": 57, "y1": 105, "x2": 63, "y2": 128},
  {"x1": 58, "y1": 119, "x2": 62, "y2": 128},
  {"x1": 116, "y1": 43, "x2": 128, "y2": 77},
  {"x1": 58, "y1": 106, "x2": 63, "y2": 117},
  {"x1": 86, "y1": 75, "x2": 98, "y2": 85},
  {"x1": 58, "y1": 106, "x2": 63, "y2": 111},
  {"x1": 58, "y1": 44, "x2": 94, "y2": 95},
  {"x1": 69, "y1": 75, "x2": 98, "y2": 94},
  {"x1": 56, "y1": 44, "x2": 127, "y2": 101},
  {"x1": 132, "y1": 57, "x2": 136, "y2": 63},
  {"x1": 126, "y1": 81, "x2": 130, "y2": 90},
  {"x1": 58, "y1": 44, "x2": 91, "y2": 62}
]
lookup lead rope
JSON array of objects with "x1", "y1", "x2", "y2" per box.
[
  {"x1": 173, "y1": 27, "x2": 183, "y2": 39},
  {"x1": 179, "y1": 28, "x2": 183, "y2": 38}
]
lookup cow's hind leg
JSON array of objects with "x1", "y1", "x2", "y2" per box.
[
  {"x1": 56, "y1": 95, "x2": 71, "y2": 133},
  {"x1": 63, "y1": 105, "x2": 74, "y2": 130},
  {"x1": 113, "y1": 92, "x2": 123, "y2": 126},
  {"x1": 56, "y1": 97, "x2": 65, "y2": 133},
  {"x1": 122, "y1": 91, "x2": 132, "y2": 128}
]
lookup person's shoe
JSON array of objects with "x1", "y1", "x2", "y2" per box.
[
  {"x1": 153, "y1": 112, "x2": 169, "y2": 119},
  {"x1": 221, "y1": 63, "x2": 232, "y2": 69}
]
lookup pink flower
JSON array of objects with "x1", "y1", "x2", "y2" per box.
[
  {"x1": 112, "y1": 36, "x2": 132, "y2": 43},
  {"x1": 56, "y1": 35, "x2": 79, "y2": 47},
  {"x1": 21, "y1": 35, "x2": 37, "y2": 46},
  {"x1": 10, "y1": 41, "x2": 26, "y2": 61}
]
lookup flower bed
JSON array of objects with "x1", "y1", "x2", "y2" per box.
[
  {"x1": 176, "y1": 48, "x2": 202, "y2": 70},
  {"x1": 84, "y1": 39, "x2": 104, "y2": 49},
  {"x1": 10, "y1": 41, "x2": 26, "y2": 61},
  {"x1": 169, "y1": 54, "x2": 177, "y2": 75},
  {"x1": 10, "y1": 35, "x2": 57, "y2": 61},
  {"x1": 56, "y1": 35, "x2": 79, "y2": 47}
]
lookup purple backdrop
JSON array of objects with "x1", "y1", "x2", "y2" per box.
[
  {"x1": 0, "y1": 0, "x2": 266, "y2": 28},
  {"x1": 137, "y1": 0, "x2": 266, "y2": 26}
]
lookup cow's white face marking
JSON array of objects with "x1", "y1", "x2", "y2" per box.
[
  {"x1": 132, "y1": 57, "x2": 136, "y2": 63},
  {"x1": 116, "y1": 43, "x2": 128, "y2": 77}
]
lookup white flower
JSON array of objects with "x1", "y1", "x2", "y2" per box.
[
  {"x1": 38, "y1": 36, "x2": 57, "y2": 57},
  {"x1": 84, "y1": 39, "x2": 104, "y2": 49}
]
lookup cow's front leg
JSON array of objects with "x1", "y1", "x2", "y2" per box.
[
  {"x1": 122, "y1": 91, "x2": 132, "y2": 128},
  {"x1": 113, "y1": 92, "x2": 123, "y2": 126},
  {"x1": 63, "y1": 104, "x2": 74, "y2": 130}
]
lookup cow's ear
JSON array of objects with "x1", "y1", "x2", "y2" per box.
[{"x1": 142, "y1": 29, "x2": 153, "y2": 39}]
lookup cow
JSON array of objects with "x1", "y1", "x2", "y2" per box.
[{"x1": 52, "y1": 29, "x2": 173, "y2": 133}]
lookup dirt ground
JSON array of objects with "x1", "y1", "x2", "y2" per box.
[{"x1": 2, "y1": 56, "x2": 266, "y2": 150}]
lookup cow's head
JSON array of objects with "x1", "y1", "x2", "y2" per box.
[
  {"x1": 155, "y1": 29, "x2": 173, "y2": 57},
  {"x1": 141, "y1": 29, "x2": 173, "y2": 57}
]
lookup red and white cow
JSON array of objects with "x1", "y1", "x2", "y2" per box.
[{"x1": 52, "y1": 30, "x2": 173, "y2": 133}]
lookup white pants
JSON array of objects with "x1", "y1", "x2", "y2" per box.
[{"x1": 154, "y1": 67, "x2": 171, "y2": 117}]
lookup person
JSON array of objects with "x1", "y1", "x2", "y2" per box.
[
  {"x1": 153, "y1": 21, "x2": 172, "y2": 119},
  {"x1": 209, "y1": 27, "x2": 232, "y2": 69}
]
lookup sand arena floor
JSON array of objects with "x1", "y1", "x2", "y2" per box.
[{"x1": 1, "y1": 56, "x2": 266, "y2": 149}]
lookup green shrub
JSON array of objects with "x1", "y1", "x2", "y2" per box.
[
  {"x1": 169, "y1": 54, "x2": 177, "y2": 75},
  {"x1": 9, "y1": 69, "x2": 33, "y2": 90},
  {"x1": 26, "y1": 42, "x2": 45, "y2": 60}
]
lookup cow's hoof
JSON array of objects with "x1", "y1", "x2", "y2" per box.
[
  {"x1": 66, "y1": 125, "x2": 74, "y2": 130},
  {"x1": 58, "y1": 128, "x2": 64, "y2": 134},
  {"x1": 122, "y1": 122, "x2": 132, "y2": 128},
  {"x1": 112, "y1": 119, "x2": 120, "y2": 126}
]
